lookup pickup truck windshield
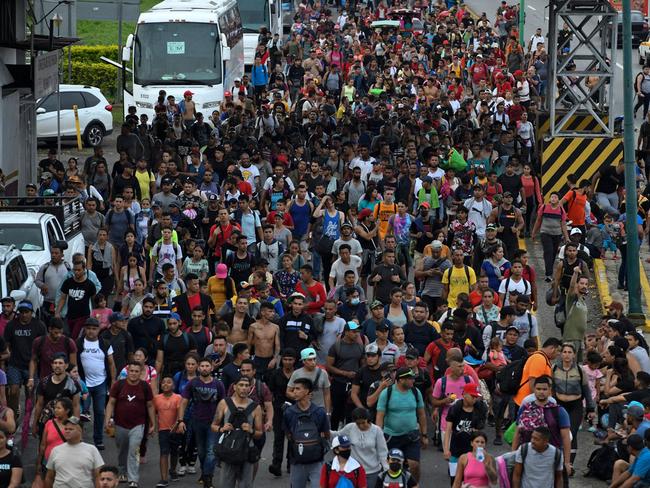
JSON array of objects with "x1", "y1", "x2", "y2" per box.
[{"x1": 0, "y1": 224, "x2": 45, "y2": 251}]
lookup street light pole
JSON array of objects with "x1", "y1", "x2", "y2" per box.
[
  {"x1": 519, "y1": 0, "x2": 525, "y2": 48},
  {"x1": 622, "y1": 0, "x2": 643, "y2": 316}
]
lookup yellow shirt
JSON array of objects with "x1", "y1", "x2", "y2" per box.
[
  {"x1": 373, "y1": 201, "x2": 397, "y2": 240},
  {"x1": 135, "y1": 169, "x2": 156, "y2": 201},
  {"x1": 441, "y1": 265, "x2": 477, "y2": 307},
  {"x1": 207, "y1": 276, "x2": 228, "y2": 311}
]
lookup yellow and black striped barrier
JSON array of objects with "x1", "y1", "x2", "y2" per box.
[
  {"x1": 541, "y1": 136, "x2": 623, "y2": 196},
  {"x1": 535, "y1": 114, "x2": 611, "y2": 142}
]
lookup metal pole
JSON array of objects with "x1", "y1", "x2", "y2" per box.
[
  {"x1": 519, "y1": 0, "x2": 525, "y2": 48},
  {"x1": 117, "y1": 0, "x2": 124, "y2": 112},
  {"x1": 67, "y1": 1, "x2": 72, "y2": 83},
  {"x1": 622, "y1": 0, "x2": 643, "y2": 315}
]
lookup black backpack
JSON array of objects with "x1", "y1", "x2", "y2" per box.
[
  {"x1": 495, "y1": 355, "x2": 530, "y2": 395},
  {"x1": 214, "y1": 398, "x2": 259, "y2": 465},
  {"x1": 290, "y1": 411, "x2": 326, "y2": 464},
  {"x1": 586, "y1": 444, "x2": 619, "y2": 481}
]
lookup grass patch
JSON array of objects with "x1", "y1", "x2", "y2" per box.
[{"x1": 78, "y1": 0, "x2": 160, "y2": 46}]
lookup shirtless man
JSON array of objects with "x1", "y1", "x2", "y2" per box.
[
  {"x1": 181, "y1": 90, "x2": 196, "y2": 127},
  {"x1": 247, "y1": 302, "x2": 281, "y2": 379},
  {"x1": 227, "y1": 296, "x2": 254, "y2": 344}
]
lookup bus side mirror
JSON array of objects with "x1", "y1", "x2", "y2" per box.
[
  {"x1": 221, "y1": 34, "x2": 231, "y2": 61},
  {"x1": 122, "y1": 34, "x2": 134, "y2": 62}
]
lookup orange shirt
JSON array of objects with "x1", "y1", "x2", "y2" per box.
[
  {"x1": 514, "y1": 351, "x2": 551, "y2": 405},
  {"x1": 562, "y1": 189, "x2": 588, "y2": 226},
  {"x1": 153, "y1": 393, "x2": 182, "y2": 431}
]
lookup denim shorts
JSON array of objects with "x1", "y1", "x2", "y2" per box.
[{"x1": 6, "y1": 366, "x2": 30, "y2": 386}]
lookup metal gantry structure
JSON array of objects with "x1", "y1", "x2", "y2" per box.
[{"x1": 547, "y1": 0, "x2": 618, "y2": 137}]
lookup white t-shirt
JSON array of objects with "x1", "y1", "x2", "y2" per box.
[
  {"x1": 350, "y1": 157, "x2": 375, "y2": 181},
  {"x1": 152, "y1": 241, "x2": 183, "y2": 276},
  {"x1": 239, "y1": 164, "x2": 260, "y2": 188},
  {"x1": 329, "y1": 255, "x2": 362, "y2": 287},
  {"x1": 498, "y1": 276, "x2": 531, "y2": 305},
  {"x1": 263, "y1": 175, "x2": 295, "y2": 192},
  {"x1": 46, "y1": 442, "x2": 104, "y2": 488},
  {"x1": 513, "y1": 311, "x2": 539, "y2": 347},
  {"x1": 80, "y1": 338, "x2": 113, "y2": 387}
]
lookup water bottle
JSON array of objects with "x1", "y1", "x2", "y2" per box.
[{"x1": 476, "y1": 447, "x2": 485, "y2": 463}]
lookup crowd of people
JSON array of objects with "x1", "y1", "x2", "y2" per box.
[{"x1": 3, "y1": 0, "x2": 650, "y2": 487}]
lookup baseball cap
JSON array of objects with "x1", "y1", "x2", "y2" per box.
[
  {"x1": 358, "y1": 208, "x2": 372, "y2": 220},
  {"x1": 344, "y1": 321, "x2": 360, "y2": 331},
  {"x1": 376, "y1": 323, "x2": 389, "y2": 332},
  {"x1": 627, "y1": 405, "x2": 645, "y2": 420},
  {"x1": 331, "y1": 435, "x2": 352, "y2": 449},
  {"x1": 224, "y1": 90, "x2": 232, "y2": 97},
  {"x1": 168, "y1": 312, "x2": 181, "y2": 322},
  {"x1": 431, "y1": 240, "x2": 443, "y2": 250},
  {"x1": 161, "y1": 177, "x2": 173, "y2": 186},
  {"x1": 365, "y1": 343, "x2": 379, "y2": 355},
  {"x1": 570, "y1": 227, "x2": 582, "y2": 235},
  {"x1": 419, "y1": 202, "x2": 431, "y2": 209},
  {"x1": 26, "y1": 183, "x2": 37, "y2": 190},
  {"x1": 300, "y1": 347, "x2": 317, "y2": 361},
  {"x1": 502, "y1": 191, "x2": 513, "y2": 198},
  {"x1": 64, "y1": 416, "x2": 82, "y2": 426},
  {"x1": 17, "y1": 301, "x2": 33, "y2": 311},
  {"x1": 463, "y1": 383, "x2": 482, "y2": 398},
  {"x1": 405, "y1": 347, "x2": 419, "y2": 359},
  {"x1": 288, "y1": 292, "x2": 306, "y2": 303},
  {"x1": 341, "y1": 222, "x2": 354, "y2": 229},
  {"x1": 184, "y1": 90, "x2": 194, "y2": 97},
  {"x1": 388, "y1": 448, "x2": 405, "y2": 461},
  {"x1": 422, "y1": 176, "x2": 433, "y2": 184},
  {"x1": 43, "y1": 189, "x2": 56, "y2": 197},
  {"x1": 627, "y1": 433, "x2": 645, "y2": 450},
  {"x1": 41, "y1": 172, "x2": 53, "y2": 180},
  {"x1": 370, "y1": 300, "x2": 384, "y2": 310},
  {"x1": 505, "y1": 325, "x2": 520, "y2": 334},
  {"x1": 208, "y1": 193, "x2": 219, "y2": 201},
  {"x1": 84, "y1": 317, "x2": 100, "y2": 327},
  {"x1": 396, "y1": 367, "x2": 415, "y2": 379},
  {"x1": 486, "y1": 223, "x2": 497, "y2": 231},
  {"x1": 215, "y1": 263, "x2": 228, "y2": 279},
  {"x1": 109, "y1": 312, "x2": 127, "y2": 323}
]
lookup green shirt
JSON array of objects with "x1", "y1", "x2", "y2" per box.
[
  {"x1": 563, "y1": 292, "x2": 588, "y2": 341},
  {"x1": 377, "y1": 385, "x2": 424, "y2": 436}
]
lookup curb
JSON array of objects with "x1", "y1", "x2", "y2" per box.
[{"x1": 593, "y1": 258, "x2": 612, "y2": 315}]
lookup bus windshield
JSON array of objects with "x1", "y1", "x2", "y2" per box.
[
  {"x1": 238, "y1": 0, "x2": 270, "y2": 33},
  {"x1": 134, "y1": 23, "x2": 222, "y2": 85}
]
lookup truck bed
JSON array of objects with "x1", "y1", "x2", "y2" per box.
[{"x1": 0, "y1": 196, "x2": 84, "y2": 238}]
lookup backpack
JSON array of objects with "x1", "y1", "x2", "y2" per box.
[
  {"x1": 503, "y1": 276, "x2": 530, "y2": 297},
  {"x1": 499, "y1": 442, "x2": 561, "y2": 487},
  {"x1": 439, "y1": 375, "x2": 472, "y2": 398},
  {"x1": 432, "y1": 339, "x2": 451, "y2": 380},
  {"x1": 443, "y1": 265, "x2": 471, "y2": 288},
  {"x1": 290, "y1": 411, "x2": 326, "y2": 464},
  {"x1": 495, "y1": 351, "x2": 545, "y2": 395},
  {"x1": 153, "y1": 241, "x2": 181, "y2": 263},
  {"x1": 517, "y1": 402, "x2": 562, "y2": 447},
  {"x1": 162, "y1": 331, "x2": 190, "y2": 350},
  {"x1": 37, "y1": 374, "x2": 80, "y2": 425},
  {"x1": 585, "y1": 444, "x2": 619, "y2": 481},
  {"x1": 106, "y1": 208, "x2": 134, "y2": 227},
  {"x1": 214, "y1": 398, "x2": 259, "y2": 465}
]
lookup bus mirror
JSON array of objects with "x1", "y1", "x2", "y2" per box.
[
  {"x1": 222, "y1": 46, "x2": 231, "y2": 61},
  {"x1": 122, "y1": 46, "x2": 131, "y2": 62}
]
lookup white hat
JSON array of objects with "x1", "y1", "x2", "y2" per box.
[{"x1": 570, "y1": 228, "x2": 582, "y2": 235}]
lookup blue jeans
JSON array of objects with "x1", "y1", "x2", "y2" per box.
[
  {"x1": 192, "y1": 418, "x2": 216, "y2": 479},
  {"x1": 87, "y1": 381, "x2": 107, "y2": 445}
]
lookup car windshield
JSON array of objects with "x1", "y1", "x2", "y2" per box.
[
  {"x1": 238, "y1": 0, "x2": 270, "y2": 33},
  {"x1": 134, "y1": 22, "x2": 222, "y2": 85},
  {"x1": 0, "y1": 224, "x2": 45, "y2": 251}
]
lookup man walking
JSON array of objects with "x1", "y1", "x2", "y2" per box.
[
  {"x1": 512, "y1": 426, "x2": 564, "y2": 488},
  {"x1": 105, "y1": 362, "x2": 156, "y2": 487}
]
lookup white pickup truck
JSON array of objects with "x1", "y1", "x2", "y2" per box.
[
  {"x1": 0, "y1": 197, "x2": 86, "y2": 274},
  {"x1": 640, "y1": 35, "x2": 650, "y2": 65}
]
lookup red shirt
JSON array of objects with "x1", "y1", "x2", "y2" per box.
[
  {"x1": 507, "y1": 103, "x2": 525, "y2": 123},
  {"x1": 267, "y1": 210, "x2": 295, "y2": 228},
  {"x1": 470, "y1": 62, "x2": 489, "y2": 84},
  {"x1": 295, "y1": 280, "x2": 327, "y2": 314},
  {"x1": 110, "y1": 380, "x2": 153, "y2": 429},
  {"x1": 209, "y1": 222, "x2": 241, "y2": 258},
  {"x1": 469, "y1": 290, "x2": 502, "y2": 308}
]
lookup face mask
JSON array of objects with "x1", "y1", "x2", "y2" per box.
[
  {"x1": 389, "y1": 462, "x2": 402, "y2": 472},
  {"x1": 337, "y1": 449, "x2": 352, "y2": 459},
  {"x1": 351, "y1": 298, "x2": 360, "y2": 306}
]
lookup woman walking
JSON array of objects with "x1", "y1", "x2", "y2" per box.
[{"x1": 531, "y1": 192, "x2": 570, "y2": 282}]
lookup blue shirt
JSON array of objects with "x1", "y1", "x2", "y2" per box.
[
  {"x1": 377, "y1": 385, "x2": 425, "y2": 436},
  {"x1": 636, "y1": 420, "x2": 650, "y2": 439},
  {"x1": 630, "y1": 447, "x2": 650, "y2": 481}
]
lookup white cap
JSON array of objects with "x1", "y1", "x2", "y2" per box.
[{"x1": 570, "y1": 228, "x2": 582, "y2": 235}]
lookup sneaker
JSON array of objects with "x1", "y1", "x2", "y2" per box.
[
  {"x1": 128, "y1": 483, "x2": 138, "y2": 488},
  {"x1": 493, "y1": 436, "x2": 503, "y2": 446},
  {"x1": 268, "y1": 464, "x2": 282, "y2": 477},
  {"x1": 187, "y1": 465, "x2": 196, "y2": 474},
  {"x1": 545, "y1": 276, "x2": 553, "y2": 283},
  {"x1": 95, "y1": 443, "x2": 105, "y2": 451},
  {"x1": 169, "y1": 472, "x2": 180, "y2": 482},
  {"x1": 79, "y1": 413, "x2": 91, "y2": 422},
  {"x1": 118, "y1": 474, "x2": 127, "y2": 483},
  {"x1": 176, "y1": 466, "x2": 186, "y2": 476},
  {"x1": 203, "y1": 477, "x2": 213, "y2": 488},
  {"x1": 156, "y1": 481, "x2": 169, "y2": 487}
]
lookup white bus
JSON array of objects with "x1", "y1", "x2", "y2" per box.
[
  {"x1": 238, "y1": 0, "x2": 282, "y2": 67},
  {"x1": 121, "y1": 0, "x2": 244, "y2": 120}
]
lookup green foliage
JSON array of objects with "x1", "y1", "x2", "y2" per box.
[
  {"x1": 66, "y1": 45, "x2": 119, "y2": 64},
  {"x1": 62, "y1": 61, "x2": 119, "y2": 100}
]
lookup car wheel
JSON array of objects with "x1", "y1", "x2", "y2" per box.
[{"x1": 84, "y1": 123, "x2": 104, "y2": 147}]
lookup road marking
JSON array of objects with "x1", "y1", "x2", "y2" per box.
[
  {"x1": 616, "y1": 63, "x2": 624, "y2": 69},
  {"x1": 638, "y1": 260, "x2": 650, "y2": 331},
  {"x1": 527, "y1": 5, "x2": 537, "y2": 10},
  {"x1": 593, "y1": 259, "x2": 613, "y2": 314}
]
